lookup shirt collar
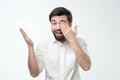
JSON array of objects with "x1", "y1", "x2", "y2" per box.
[{"x1": 50, "y1": 36, "x2": 57, "y2": 43}]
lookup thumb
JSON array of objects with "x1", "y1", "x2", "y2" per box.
[{"x1": 74, "y1": 25, "x2": 77, "y2": 35}]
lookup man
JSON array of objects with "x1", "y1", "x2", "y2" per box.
[{"x1": 20, "y1": 7, "x2": 91, "y2": 80}]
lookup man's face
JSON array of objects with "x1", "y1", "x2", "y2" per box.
[{"x1": 50, "y1": 15, "x2": 71, "y2": 41}]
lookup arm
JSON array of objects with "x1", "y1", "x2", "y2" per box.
[
  {"x1": 70, "y1": 38, "x2": 91, "y2": 71},
  {"x1": 60, "y1": 23, "x2": 91, "y2": 71},
  {"x1": 20, "y1": 28, "x2": 40, "y2": 77}
]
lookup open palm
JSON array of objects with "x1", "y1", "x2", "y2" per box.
[{"x1": 20, "y1": 28, "x2": 34, "y2": 47}]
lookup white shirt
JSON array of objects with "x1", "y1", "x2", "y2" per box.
[{"x1": 35, "y1": 37, "x2": 88, "y2": 80}]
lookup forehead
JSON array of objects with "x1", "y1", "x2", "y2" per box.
[{"x1": 51, "y1": 15, "x2": 68, "y2": 22}]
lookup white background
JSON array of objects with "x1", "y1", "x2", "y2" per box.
[{"x1": 0, "y1": 0, "x2": 120, "y2": 80}]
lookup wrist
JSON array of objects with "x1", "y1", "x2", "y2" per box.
[
  {"x1": 69, "y1": 37, "x2": 77, "y2": 44},
  {"x1": 28, "y1": 45, "x2": 34, "y2": 49}
]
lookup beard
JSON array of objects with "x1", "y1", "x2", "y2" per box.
[{"x1": 52, "y1": 30, "x2": 66, "y2": 41}]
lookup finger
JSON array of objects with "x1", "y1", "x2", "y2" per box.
[
  {"x1": 60, "y1": 22, "x2": 70, "y2": 33},
  {"x1": 19, "y1": 28, "x2": 26, "y2": 38},
  {"x1": 61, "y1": 22, "x2": 70, "y2": 30},
  {"x1": 59, "y1": 23, "x2": 66, "y2": 33},
  {"x1": 19, "y1": 28, "x2": 29, "y2": 39},
  {"x1": 74, "y1": 25, "x2": 77, "y2": 35}
]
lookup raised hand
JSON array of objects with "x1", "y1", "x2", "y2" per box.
[
  {"x1": 60, "y1": 22, "x2": 77, "y2": 43},
  {"x1": 20, "y1": 28, "x2": 34, "y2": 47}
]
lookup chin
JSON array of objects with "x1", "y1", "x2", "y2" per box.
[
  {"x1": 55, "y1": 36, "x2": 66, "y2": 41},
  {"x1": 52, "y1": 32, "x2": 65, "y2": 41}
]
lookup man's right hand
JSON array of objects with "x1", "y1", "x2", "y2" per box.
[
  {"x1": 20, "y1": 28, "x2": 34, "y2": 47},
  {"x1": 20, "y1": 28, "x2": 40, "y2": 77}
]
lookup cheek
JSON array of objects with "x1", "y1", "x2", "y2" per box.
[{"x1": 51, "y1": 26, "x2": 55, "y2": 31}]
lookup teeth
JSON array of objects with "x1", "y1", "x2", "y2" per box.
[
  {"x1": 57, "y1": 32, "x2": 61, "y2": 33},
  {"x1": 57, "y1": 32, "x2": 62, "y2": 34},
  {"x1": 56, "y1": 31, "x2": 62, "y2": 34}
]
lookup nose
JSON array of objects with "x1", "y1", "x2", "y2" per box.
[{"x1": 56, "y1": 23, "x2": 60, "y2": 30}]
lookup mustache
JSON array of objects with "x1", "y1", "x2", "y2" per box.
[{"x1": 54, "y1": 30, "x2": 62, "y2": 33}]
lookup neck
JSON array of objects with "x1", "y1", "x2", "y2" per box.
[{"x1": 59, "y1": 39, "x2": 66, "y2": 43}]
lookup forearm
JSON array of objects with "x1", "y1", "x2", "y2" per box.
[
  {"x1": 70, "y1": 39, "x2": 91, "y2": 71},
  {"x1": 28, "y1": 46, "x2": 40, "y2": 77}
]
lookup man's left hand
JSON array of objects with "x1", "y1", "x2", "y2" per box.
[{"x1": 60, "y1": 22, "x2": 77, "y2": 43}]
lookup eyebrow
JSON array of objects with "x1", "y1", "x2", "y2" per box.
[
  {"x1": 60, "y1": 20, "x2": 66, "y2": 23},
  {"x1": 51, "y1": 20, "x2": 56, "y2": 22},
  {"x1": 51, "y1": 20, "x2": 67, "y2": 23}
]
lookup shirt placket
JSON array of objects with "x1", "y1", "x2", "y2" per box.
[{"x1": 59, "y1": 44, "x2": 66, "y2": 79}]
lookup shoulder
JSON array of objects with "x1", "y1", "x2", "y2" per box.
[
  {"x1": 77, "y1": 37, "x2": 86, "y2": 44},
  {"x1": 36, "y1": 36, "x2": 54, "y2": 47},
  {"x1": 76, "y1": 37, "x2": 88, "y2": 48},
  {"x1": 77, "y1": 37, "x2": 89, "y2": 54}
]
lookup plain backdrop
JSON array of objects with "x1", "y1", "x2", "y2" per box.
[{"x1": 0, "y1": 0, "x2": 120, "y2": 80}]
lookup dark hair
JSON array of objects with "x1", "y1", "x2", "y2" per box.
[{"x1": 49, "y1": 7, "x2": 73, "y2": 23}]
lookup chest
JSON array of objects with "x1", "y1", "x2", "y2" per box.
[{"x1": 43, "y1": 42, "x2": 77, "y2": 68}]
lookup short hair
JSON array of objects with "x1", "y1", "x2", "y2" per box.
[{"x1": 49, "y1": 7, "x2": 73, "y2": 23}]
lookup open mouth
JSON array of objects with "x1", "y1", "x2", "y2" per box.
[{"x1": 55, "y1": 31, "x2": 63, "y2": 36}]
